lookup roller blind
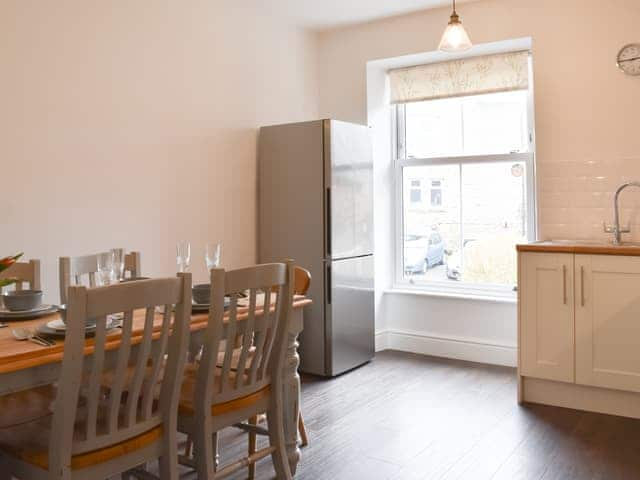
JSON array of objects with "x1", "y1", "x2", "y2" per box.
[{"x1": 389, "y1": 50, "x2": 530, "y2": 104}]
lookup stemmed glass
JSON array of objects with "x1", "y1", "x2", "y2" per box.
[
  {"x1": 111, "y1": 248, "x2": 125, "y2": 282},
  {"x1": 205, "y1": 242, "x2": 222, "y2": 271},
  {"x1": 96, "y1": 251, "x2": 114, "y2": 286},
  {"x1": 176, "y1": 241, "x2": 191, "y2": 273}
]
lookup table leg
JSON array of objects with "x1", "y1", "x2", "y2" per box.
[{"x1": 283, "y1": 310, "x2": 303, "y2": 475}]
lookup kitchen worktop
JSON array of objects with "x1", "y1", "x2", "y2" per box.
[{"x1": 517, "y1": 240, "x2": 640, "y2": 256}]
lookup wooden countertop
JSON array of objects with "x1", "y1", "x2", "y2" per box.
[
  {"x1": 0, "y1": 296, "x2": 311, "y2": 375},
  {"x1": 517, "y1": 240, "x2": 640, "y2": 256}
]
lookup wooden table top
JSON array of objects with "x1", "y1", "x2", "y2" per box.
[{"x1": 0, "y1": 296, "x2": 311, "y2": 375}]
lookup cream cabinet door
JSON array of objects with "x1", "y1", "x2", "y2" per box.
[
  {"x1": 575, "y1": 254, "x2": 640, "y2": 392},
  {"x1": 520, "y1": 252, "x2": 575, "y2": 382}
]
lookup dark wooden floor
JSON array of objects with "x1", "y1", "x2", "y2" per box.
[{"x1": 171, "y1": 351, "x2": 640, "y2": 479}]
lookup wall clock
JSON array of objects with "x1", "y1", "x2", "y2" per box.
[{"x1": 617, "y1": 44, "x2": 640, "y2": 76}]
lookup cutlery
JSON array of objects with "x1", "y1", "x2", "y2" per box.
[{"x1": 12, "y1": 328, "x2": 54, "y2": 347}]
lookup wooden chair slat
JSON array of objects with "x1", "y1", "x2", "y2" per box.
[
  {"x1": 220, "y1": 295, "x2": 238, "y2": 394},
  {"x1": 258, "y1": 288, "x2": 277, "y2": 382},
  {"x1": 124, "y1": 306, "x2": 155, "y2": 427},
  {"x1": 142, "y1": 305, "x2": 171, "y2": 420},
  {"x1": 234, "y1": 288, "x2": 257, "y2": 389},
  {"x1": 107, "y1": 310, "x2": 134, "y2": 434},
  {"x1": 86, "y1": 314, "x2": 108, "y2": 441}
]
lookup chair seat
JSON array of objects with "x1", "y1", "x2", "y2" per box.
[
  {"x1": 0, "y1": 386, "x2": 162, "y2": 471},
  {"x1": 178, "y1": 362, "x2": 270, "y2": 417},
  {"x1": 0, "y1": 385, "x2": 56, "y2": 429}
]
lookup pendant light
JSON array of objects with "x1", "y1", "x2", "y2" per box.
[{"x1": 438, "y1": 0, "x2": 472, "y2": 52}]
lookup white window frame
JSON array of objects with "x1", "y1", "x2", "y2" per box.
[{"x1": 392, "y1": 61, "x2": 537, "y2": 299}]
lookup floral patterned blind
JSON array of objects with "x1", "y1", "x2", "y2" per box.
[{"x1": 389, "y1": 51, "x2": 530, "y2": 104}]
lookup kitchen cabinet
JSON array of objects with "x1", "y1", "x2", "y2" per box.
[
  {"x1": 519, "y1": 252, "x2": 575, "y2": 383},
  {"x1": 575, "y1": 254, "x2": 640, "y2": 393},
  {"x1": 518, "y1": 242, "x2": 640, "y2": 419}
]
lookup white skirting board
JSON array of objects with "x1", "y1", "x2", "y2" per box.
[{"x1": 375, "y1": 329, "x2": 517, "y2": 367}]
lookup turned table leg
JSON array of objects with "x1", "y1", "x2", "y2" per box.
[{"x1": 283, "y1": 308, "x2": 303, "y2": 475}]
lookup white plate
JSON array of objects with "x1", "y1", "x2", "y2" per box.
[
  {"x1": 46, "y1": 319, "x2": 98, "y2": 331},
  {"x1": 43, "y1": 317, "x2": 119, "y2": 335},
  {"x1": 0, "y1": 304, "x2": 58, "y2": 319}
]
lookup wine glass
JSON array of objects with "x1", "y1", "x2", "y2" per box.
[
  {"x1": 96, "y1": 251, "x2": 114, "y2": 286},
  {"x1": 205, "y1": 242, "x2": 221, "y2": 271},
  {"x1": 111, "y1": 248, "x2": 125, "y2": 282},
  {"x1": 176, "y1": 241, "x2": 191, "y2": 273}
]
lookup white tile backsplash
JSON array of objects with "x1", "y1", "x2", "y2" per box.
[{"x1": 538, "y1": 157, "x2": 640, "y2": 242}]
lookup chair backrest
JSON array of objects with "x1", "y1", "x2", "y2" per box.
[
  {"x1": 294, "y1": 266, "x2": 311, "y2": 296},
  {"x1": 196, "y1": 261, "x2": 294, "y2": 409},
  {"x1": 59, "y1": 251, "x2": 141, "y2": 304},
  {"x1": 0, "y1": 259, "x2": 41, "y2": 292},
  {"x1": 124, "y1": 251, "x2": 141, "y2": 279},
  {"x1": 49, "y1": 274, "x2": 192, "y2": 475}
]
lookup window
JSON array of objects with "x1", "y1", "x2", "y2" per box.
[{"x1": 393, "y1": 52, "x2": 535, "y2": 297}]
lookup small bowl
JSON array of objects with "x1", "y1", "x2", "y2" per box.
[
  {"x1": 2, "y1": 290, "x2": 43, "y2": 312},
  {"x1": 192, "y1": 284, "x2": 211, "y2": 305}
]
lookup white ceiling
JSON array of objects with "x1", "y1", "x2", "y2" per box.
[{"x1": 259, "y1": 0, "x2": 478, "y2": 30}]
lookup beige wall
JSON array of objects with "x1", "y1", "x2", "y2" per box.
[
  {"x1": 0, "y1": 1, "x2": 318, "y2": 302},
  {"x1": 318, "y1": 0, "x2": 640, "y2": 241}
]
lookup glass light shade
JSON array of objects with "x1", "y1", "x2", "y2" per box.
[{"x1": 438, "y1": 17, "x2": 472, "y2": 52}]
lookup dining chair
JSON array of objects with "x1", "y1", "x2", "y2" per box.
[
  {"x1": 177, "y1": 261, "x2": 294, "y2": 480},
  {"x1": 0, "y1": 259, "x2": 41, "y2": 292},
  {"x1": 0, "y1": 274, "x2": 192, "y2": 480},
  {"x1": 59, "y1": 251, "x2": 141, "y2": 304},
  {"x1": 243, "y1": 266, "x2": 310, "y2": 478}
]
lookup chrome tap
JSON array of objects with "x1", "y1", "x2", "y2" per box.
[{"x1": 604, "y1": 182, "x2": 640, "y2": 245}]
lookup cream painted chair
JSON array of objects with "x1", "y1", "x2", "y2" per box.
[
  {"x1": 177, "y1": 262, "x2": 294, "y2": 480},
  {"x1": 59, "y1": 251, "x2": 141, "y2": 304},
  {"x1": 0, "y1": 274, "x2": 192, "y2": 480},
  {"x1": 244, "y1": 266, "x2": 310, "y2": 477},
  {"x1": 0, "y1": 259, "x2": 41, "y2": 292}
]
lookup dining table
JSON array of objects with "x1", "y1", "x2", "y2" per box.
[{"x1": 0, "y1": 294, "x2": 311, "y2": 475}]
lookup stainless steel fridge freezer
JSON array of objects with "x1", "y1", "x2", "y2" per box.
[{"x1": 258, "y1": 119, "x2": 374, "y2": 377}]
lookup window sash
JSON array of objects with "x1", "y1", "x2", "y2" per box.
[
  {"x1": 393, "y1": 94, "x2": 536, "y2": 296},
  {"x1": 395, "y1": 101, "x2": 532, "y2": 161},
  {"x1": 394, "y1": 152, "x2": 536, "y2": 295}
]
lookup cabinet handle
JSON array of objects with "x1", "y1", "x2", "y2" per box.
[
  {"x1": 562, "y1": 265, "x2": 567, "y2": 305},
  {"x1": 580, "y1": 266, "x2": 585, "y2": 307}
]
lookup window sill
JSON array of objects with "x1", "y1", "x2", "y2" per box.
[{"x1": 385, "y1": 287, "x2": 517, "y2": 304}]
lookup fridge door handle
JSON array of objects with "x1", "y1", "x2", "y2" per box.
[
  {"x1": 326, "y1": 264, "x2": 332, "y2": 305},
  {"x1": 326, "y1": 187, "x2": 332, "y2": 257}
]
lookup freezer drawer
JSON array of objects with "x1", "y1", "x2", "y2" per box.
[{"x1": 327, "y1": 255, "x2": 375, "y2": 376}]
